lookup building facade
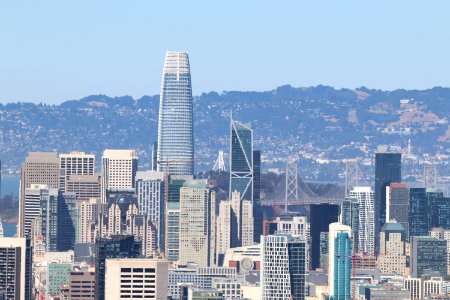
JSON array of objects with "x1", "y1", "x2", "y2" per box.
[
  {"x1": 349, "y1": 187, "x2": 375, "y2": 254},
  {"x1": 328, "y1": 223, "x2": 352, "y2": 300},
  {"x1": 410, "y1": 236, "x2": 447, "y2": 278},
  {"x1": 59, "y1": 152, "x2": 95, "y2": 192},
  {"x1": 386, "y1": 183, "x2": 409, "y2": 239}
]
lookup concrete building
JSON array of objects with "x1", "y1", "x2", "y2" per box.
[
  {"x1": 262, "y1": 234, "x2": 306, "y2": 300},
  {"x1": 76, "y1": 198, "x2": 106, "y2": 243},
  {"x1": 223, "y1": 244, "x2": 262, "y2": 272},
  {"x1": 66, "y1": 173, "x2": 102, "y2": 201},
  {"x1": 0, "y1": 237, "x2": 33, "y2": 300},
  {"x1": 68, "y1": 270, "x2": 95, "y2": 300},
  {"x1": 377, "y1": 222, "x2": 406, "y2": 275},
  {"x1": 403, "y1": 277, "x2": 422, "y2": 300},
  {"x1": 410, "y1": 236, "x2": 447, "y2": 278},
  {"x1": 59, "y1": 152, "x2": 95, "y2": 191},
  {"x1": 179, "y1": 180, "x2": 216, "y2": 267},
  {"x1": 217, "y1": 200, "x2": 232, "y2": 261},
  {"x1": 180, "y1": 286, "x2": 223, "y2": 300},
  {"x1": 104, "y1": 259, "x2": 169, "y2": 300},
  {"x1": 22, "y1": 184, "x2": 48, "y2": 238},
  {"x1": 101, "y1": 149, "x2": 138, "y2": 202},
  {"x1": 19, "y1": 152, "x2": 60, "y2": 237}
]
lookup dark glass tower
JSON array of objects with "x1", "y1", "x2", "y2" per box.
[
  {"x1": 375, "y1": 153, "x2": 401, "y2": 252},
  {"x1": 341, "y1": 197, "x2": 360, "y2": 252},
  {"x1": 411, "y1": 236, "x2": 447, "y2": 278},
  {"x1": 94, "y1": 235, "x2": 141, "y2": 300},
  {"x1": 229, "y1": 120, "x2": 253, "y2": 202},
  {"x1": 427, "y1": 189, "x2": 445, "y2": 229},
  {"x1": 310, "y1": 204, "x2": 339, "y2": 270},
  {"x1": 409, "y1": 188, "x2": 428, "y2": 237},
  {"x1": 252, "y1": 150, "x2": 263, "y2": 243}
]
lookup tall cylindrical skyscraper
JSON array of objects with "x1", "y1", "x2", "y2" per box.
[{"x1": 157, "y1": 51, "x2": 194, "y2": 175}]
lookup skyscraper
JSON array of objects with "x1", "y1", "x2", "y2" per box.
[
  {"x1": 59, "y1": 152, "x2": 95, "y2": 192},
  {"x1": 375, "y1": 152, "x2": 401, "y2": 251},
  {"x1": 19, "y1": 152, "x2": 60, "y2": 237},
  {"x1": 328, "y1": 223, "x2": 352, "y2": 300},
  {"x1": 377, "y1": 222, "x2": 406, "y2": 275},
  {"x1": 340, "y1": 197, "x2": 359, "y2": 253},
  {"x1": 262, "y1": 234, "x2": 306, "y2": 300},
  {"x1": 410, "y1": 236, "x2": 447, "y2": 278},
  {"x1": 349, "y1": 187, "x2": 375, "y2": 254},
  {"x1": 157, "y1": 51, "x2": 194, "y2": 176},
  {"x1": 252, "y1": 150, "x2": 263, "y2": 243},
  {"x1": 409, "y1": 188, "x2": 428, "y2": 237},
  {"x1": 178, "y1": 180, "x2": 216, "y2": 267},
  {"x1": 386, "y1": 183, "x2": 409, "y2": 239},
  {"x1": 229, "y1": 120, "x2": 253, "y2": 202}
]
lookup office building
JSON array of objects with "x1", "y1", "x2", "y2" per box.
[
  {"x1": 152, "y1": 141, "x2": 158, "y2": 171},
  {"x1": 429, "y1": 228, "x2": 450, "y2": 275},
  {"x1": 377, "y1": 222, "x2": 406, "y2": 275},
  {"x1": 375, "y1": 152, "x2": 401, "y2": 251},
  {"x1": 101, "y1": 149, "x2": 138, "y2": 202},
  {"x1": 340, "y1": 197, "x2": 359, "y2": 252},
  {"x1": 403, "y1": 277, "x2": 422, "y2": 300},
  {"x1": 0, "y1": 237, "x2": 33, "y2": 300},
  {"x1": 409, "y1": 188, "x2": 428, "y2": 237},
  {"x1": 168, "y1": 265, "x2": 236, "y2": 299},
  {"x1": 386, "y1": 183, "x2": 409, "y2": 239},
  {"x1": 217, "y1": 200, "x2": 232, "y2": 260},
  {"x1": 94, "y1": 235, "x2": 141, "y2": 300},
  {"x1": 104, "y1": 259, "x2": 169, "y2": 299},
  {"x1": 66, "y1": 173, "x2": 102, "y2": 201},
  {"x1": 59, "y1": 152, "x2": 95, "y2": 191},
  {"x1": 223, "y1": 244, "x2": 262, "y2": 271},
  {"x1": 427, "y1": 190, "x2": 450, "y2": 229},
  {"x1": 310, "y1": 204, "x2": 339, "y2": 270},
  {"x1": 262, "y1": 234, "x2": 306, "y2": 300},
  {"x1": 410, "y1": 236, "x2": 447, "y2": 278},
  {"x1": 19, "y1": 152, "x2": 60, "y2": 237},
  {"x1": 319, "y1": 232, "x2": 329, "y2": 269},
  {"x1": 328, "y1": 223, "x2": 352, "y2": 300},
  {"x1": 47, "y1": 261, "x2": 73, "y2": 296},
  {"x1": 135, "y1": 170, "x2": 165, "y2": 251},
  {"x1": 180, "y1": 286, "x2": 223, "y2": 300},
  {"x1": 166, "y1": 175, "x2": 193, "y2": 261},
  {"x1": 349, "y1": 187, "x2": 375, "y2": 254},
  {"x1": 157, "y1": 51, "x2": 194, "y2": 175},
  {"x1": 22, "y1": 184, "x2": 48, "y2": 238},
  {"x1": 76, "y1": 198, "x2": 106, "y2": 243},
  {"x1": 253, "y1": 149, "x2": 263, "y2": 243},
  {"x1": 212, "y1": 277, "x2": 244, "y2": 299},
  {"x1": 68, "y1": 270, "x2": 95, "y2": 300},
  {"x1": 229, "y1": 119, "x2": 253, "y2": 202},
  {"x1": 179, "y1": 180, "x2": 216, "y2": 267}
]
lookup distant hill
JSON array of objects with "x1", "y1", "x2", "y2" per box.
[{"x1": 0, "y1": 85, "x2": 449, "y2": 181}]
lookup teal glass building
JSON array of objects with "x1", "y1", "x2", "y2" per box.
[{"x1": 334, "y1": 231, "x2": 352, "y2": 300}]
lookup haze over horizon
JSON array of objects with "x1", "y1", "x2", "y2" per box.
[{"x1": 1, "y1": 1, "x2": 450, "y2": 104}]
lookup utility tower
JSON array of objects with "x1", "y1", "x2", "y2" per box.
[
  {"x1": 285, "y1": 157, "x2": 299, "y2": 213},
  {"x1": 423, "y1": 163, "x2": 439, "y2": 189},
  {"x1": 343, "y1": 159, "x2": 361, "y2": 197}
]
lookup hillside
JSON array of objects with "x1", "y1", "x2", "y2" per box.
[{"x1": 0, "y1": 85, "x2": 449, "y2": 181}]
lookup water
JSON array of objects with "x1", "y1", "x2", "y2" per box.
[
  {"x1": 3, "y1": 223, "x2": 17, "y2": 237},
  {"x1": 1, "y1": 175, "x2": 20, "y2": 197}
]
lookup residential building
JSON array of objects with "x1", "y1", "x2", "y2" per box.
[
  {"x1": 349, "y1": 187, "x2": 375, "y2": 254},
  {"x1": 262, "y1": 234, "x2": 306, "y2": 300},
  {"x1": 104, "y1": 259, "x2": 169, "y2": 299},
  {"x1": 157, "y1": 51, "x2": 194, "y2": 176},
  {"x1": 340, "y1": 197, "x2": 360, "y2": 252}
]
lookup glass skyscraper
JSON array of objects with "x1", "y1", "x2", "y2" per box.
[
  {"x1": 229, "y1": 120, "x2": 253, "y2": 202},
  {"x1": 157, "y1": 51, "x2": 194, "y2": 176},
  {"x1": 328, "y1": 223, "x2": 352, "y2": 300},
  {"x1": 374, "y1": 152, "x2": 401, "y2": 252},
  {"x1": 409, "y1": 188, "x2": 428, "y2": 237}
]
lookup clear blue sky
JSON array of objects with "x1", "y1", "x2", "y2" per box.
[{"x1": 1, "y1": 1, "x2": 450, "y2": 104}]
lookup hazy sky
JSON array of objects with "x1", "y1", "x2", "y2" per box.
[{"x1": 1, "y1": 1, "x2": 450, "y2": 103}]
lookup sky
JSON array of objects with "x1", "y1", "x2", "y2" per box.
[{"x1": 0, "y1": 1, "x2": 450, "y2": 104}]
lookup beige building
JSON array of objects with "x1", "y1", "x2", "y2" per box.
[
  {"x1": 68, "y1": 270, "x2": 95, "y2": 300},
  {"x1": 19, "y1": 152, "x2": 60, "y2": 237},
  {"x1": 217, "y1": 200, "x2": 232, "y2": 258},
  {"x1": 101, "y1": 149, "x2": 138, "y2": 202},
  {"x1": 241, "y1": 199, "x2": 254, "y2": 247},
  {"x1": 104, "y1": 259, "x2": 168, "y2": 300},
  {"x1": 59, "y1": 152, "x2": 95, "y2": 191},
  {"x1": 179, "y1": 180, "x2": 216, "y2": 267},
  {"x1": 66, "y1": 173, "x2": 102, "y2": 201},
  {"x1": 76, "y1": 198, "x2": 106, "y2": 243},
  {"x1": 377, "y1": 222, "x2": 406, "y2": 275}
]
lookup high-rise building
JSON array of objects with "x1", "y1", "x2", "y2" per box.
[
  {"x1": 216, "y1": 200, "x2": 231, "y2": 263},
  {"x1": 386, "y1": 183, "x2": 409, "y2": 239},
  {"x1": 403, "y1": 277, "x2": 422, "y2": 300},
  {"x1": 94, "y1": 235, "x2": 141, "y2": 300},
  {"x1": 19, "y1": 152, "x2": 60, "y2": 237},
  {"x1": 340, "y1": 197, "x2": 360, "y2": 253},
  {"x1": 0, "y1": 237, "x2": 33, "y2": 300},
  {"x1": 349, "y1": 187, "x2": 375, "y2": 254},
  {"x1": 410, "y1": 236, "x2": 447, "y2": 278},
  {"x1": 377, "y1": 222, "x2": 406, "y2": 275},
  {"x1": 22, "y1": 184, "x2": 48, "y2": 238},
  {"x1": 104, "y1": 259, "x2": 169, "y2": 299},
  {"x1": 101, "y1": 149, "x2": 138, "y2": 202},
  {"x1": 310, "y1": 204, "x2": 339, "y2": 270},
  {"x1": 229, "y1": 120, "x2": 253, "y2": 202},
  {"x1": 429, "y1": 228, "x2": 450, "y2": 275},
  {"x1": 68, "y1": 270, "x2": 95, "y2": 300},
  {"x1": 262, "y1": 234, "x2": 306, "y2": 300},
  {"x1": 252, "y1": 150, "x2": 263, "y2": 243},
  {"x1": 66, "y1": 173, "x2": 102, "y2": 201},
  {"x1": 135, "y1": 170, "x2": 165, "y2": 251},
  {"x1": 375, "y1": 152, "x2": 401, "y2": 252},
  {"x1": 179, "y1": 180, "x2": 216, "y2": 267},
  {"x1": 76, "y1": 198, "x2": 106, "y2": 243},
  {"x1": 427, "y1": 189, "x2": 450, "y2": 229},
  {"x1": 59, "y1": 152, "x2": 95, "y2": 191},
  {"x1": 151, "y1": 141, "x2": 158, "y2": 171},
  {"x1": 409, "y1": 188, "x2": 428, "y2": 237},
  {"x1": 157, "y1": 51, "x2": 194, "y2": 176},
  {"x1": 328, "y1": 223, "x2": 352, "y2": 300},
  {"x1": 166, "y1": 175, "x2": 193, "y2": 261}
]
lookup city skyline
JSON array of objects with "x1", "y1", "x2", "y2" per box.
[{"x1": 1, "y1": 1, "x2": 450, "y2": 103}]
